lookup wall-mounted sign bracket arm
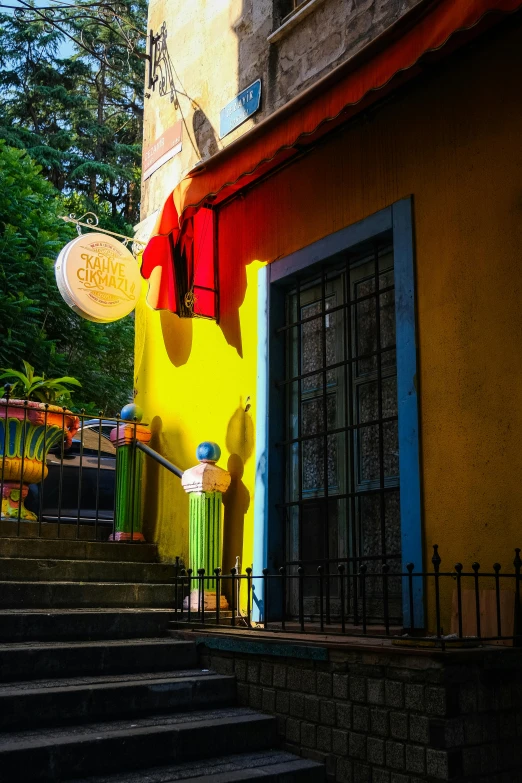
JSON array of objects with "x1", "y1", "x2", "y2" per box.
[
  {"x1": 144, "y1": 22, "x2": 178, "y2": 105},
  {"x1": 59, "y1": 214, "x2": 146, "y2": 258}
]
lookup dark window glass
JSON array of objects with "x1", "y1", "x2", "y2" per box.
[
  {"x1": 281, "y1": 244, "x2": 401, "y2": 623},
  {"x1": 275, "y1": 0, "x2": 304, "y2": 26}
]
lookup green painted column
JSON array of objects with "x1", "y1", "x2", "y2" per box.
[
  {"x1": 182, "y1": 442, "x2": 231, "y2": 610},
  {"x1": 109, "y1": 404, "x2": 151, "y2": 542},
  {"x1": 189, "y1": 492, "x2": 222, "y2": 589}
]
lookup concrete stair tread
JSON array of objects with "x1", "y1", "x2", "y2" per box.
[
  {"x1": 0, "y1": 607, "x2": 176, "y2": 615},
  {"x1": 0, "y1": 581, "x2": 181, "y2": 609},
  {"x1": 0, "y1": 637, "x2": 199, "y2": 683},
  {"x1": 0, "y1": 707, "x2": 272, "y2": 749},
  {"x1": 0, "y1": 538, "x2": 159, "y2": 562},
  {"x1": 0, "y1": 637, "x2": 188, "y2": 651},
  {"x1": 0, "y1": 558, "x2": 169, "y2": 566},
  {"x1": 0, "y1": 580, "x2": 179, "y2": 586},
  {"x1": 0, "y1": 668, "x2": 221, "y2": 693},
  {"x1": 68, "y1": 751, "x2": 325, "y2": 782},
  {"x1": 0, "y1": 609, "x2": 178, "y2": 643},
  {"x1": 0, "y1": 558, "x2": 180, "y2": 583},
  {"x1": 0, "y1": 664, "x2": 236, "y2": 732}
]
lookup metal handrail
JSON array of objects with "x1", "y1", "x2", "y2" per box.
[
  {"x1": 136, "y1": 440, "x2": 183, "y2": 478},
  {"x1": 0, "y1": 387, "x2": 184, "y2": 540}
]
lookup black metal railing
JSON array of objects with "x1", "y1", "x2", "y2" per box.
[
  {"x1": 170, "y1": 546, "x2": 522, "y2": 648},
  {"x1": 136, "y1": 441, "x2": 183, "y2": 478},
  {"x1": 0, "y1": 383, "x2": 182, "y2": 541}
]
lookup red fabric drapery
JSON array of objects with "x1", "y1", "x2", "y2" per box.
[
  {"x1": 141, "y1": 0, "x2": 522, "y2": 318},
  {"x1": 140, "y1": 201, "x2": 217, "y2": 318}
]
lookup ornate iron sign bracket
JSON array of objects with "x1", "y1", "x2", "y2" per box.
[
  {"x1": 146, "y1": 23, "x2": 178, "y2": 106},
  {"x1": 59, "y1": 213, "x2": 146, "y2": 258}
]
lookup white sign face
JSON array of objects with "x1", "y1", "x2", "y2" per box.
[{"x1": 55, "y1": 233, "x2": 141, "y2": 323}]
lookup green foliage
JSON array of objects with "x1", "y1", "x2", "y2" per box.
[
  {"x1": 0, "y1": 360, "x2": 81, "y2": 405},
  {"x1": 0, "y1": 1, "x2": 146, "y2": 229},
  {"x1": 0, "y1": 141, "x2": 134, "y2": 415},
  {"x1": 0, "y1": 3, "x2": 144, "y2": 414}
]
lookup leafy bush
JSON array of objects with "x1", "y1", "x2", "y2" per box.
[
  {"x1": 0, "y1": 361, "x2": 81, "y2": 405},
  {"x1": 0, "y1": 142, "x2": 134, "y2": 414}
]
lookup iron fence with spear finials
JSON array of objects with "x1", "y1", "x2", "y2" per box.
[{"x1": 169, "y1": 546, "x2": 522, "y2": 649}]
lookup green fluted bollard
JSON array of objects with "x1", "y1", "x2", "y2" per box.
[
  {"x1": 109, "y1": 404, "x2": 151, "y2": 542},
  {"x1": 181, "y1": 442, "x2": 231, "y2": 611}
]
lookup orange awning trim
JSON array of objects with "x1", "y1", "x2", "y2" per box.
[{"x1": 142, "y1": 0, "x2": 522, "y2": 316}]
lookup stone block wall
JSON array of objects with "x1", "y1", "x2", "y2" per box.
[
  {"x1": 266, "y1": 0, "x2": 422, "y2": 112},
  {"x1": 141, "y1": 0, "x2": 425, "y2": 218},
  {"x1": 197, "y1": 637, "x2": 522, "y2": 782}
]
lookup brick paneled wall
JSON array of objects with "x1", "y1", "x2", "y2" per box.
[{"x1": 196, "y1": 638, "x2": 522, "y2": 782}]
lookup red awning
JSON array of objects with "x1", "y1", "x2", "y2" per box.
[{"x1": 141, "y1": 0, "x2": 522, "y2": 318}]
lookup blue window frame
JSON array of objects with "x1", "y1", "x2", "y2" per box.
[{"x1": 253, "y1": 198, "x2": 422, "y2": 628}]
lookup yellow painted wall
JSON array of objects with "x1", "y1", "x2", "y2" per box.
[
  {"x1": 136, "y1": 24, "x2": 522, "y2": 625},
  {"x1": 135, "y1": 260, "x2": 263, "y2": 573}
]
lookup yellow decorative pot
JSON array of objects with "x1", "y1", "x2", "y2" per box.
[{"x1": 0, "y1": 398, "x2": 79, "y2": 521}]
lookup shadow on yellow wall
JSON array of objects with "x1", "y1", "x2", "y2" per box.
[
  {"x1": 217, "y1": 251, "x2": 250, "y2": 358},
  {"x1": 156, "y1": 253, "x2": 253, "y2": 364},
  {"x1": 222, "y1": 401, "x2": 254, "y2": 598},
  {"x1": 142, "y1": 415, "x2": 163, "y2": 544},
  {"x1": 141, "y1": 415, "x2": 192, "y2": 563},
  {"x1": 222, "y1": 454, "x2": 250, "y2": 599},
  {"x1": 160, "y1": 311, "x2": 193, "y2": 367}
]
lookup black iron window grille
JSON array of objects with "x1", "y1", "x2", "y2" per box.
[{"x1": 275, "y1": 242, "x2": 400, "y2": 624}]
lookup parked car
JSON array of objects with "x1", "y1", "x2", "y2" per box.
[{"x1": 26, "y1": 420, "x2": 117, "y2": 527}]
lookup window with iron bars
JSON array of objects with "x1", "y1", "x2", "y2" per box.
[
  {"x1": 256, "y1": 200, "x2": 421, "y2": 629},
  {"x1": 279, "y1": 242, "x2": 402, "y2": 623}
]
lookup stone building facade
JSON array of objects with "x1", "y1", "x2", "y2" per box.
[
  {"x1": 140, "y1": 0, "x2": 423, "y2": 223},
  {"x1": 137, "y1": 1, "x2": 522, "y2": 780}
]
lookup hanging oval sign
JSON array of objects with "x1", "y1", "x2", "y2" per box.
[{"x1": 55, "y1": 233, "x2": 141, "y2": 323}]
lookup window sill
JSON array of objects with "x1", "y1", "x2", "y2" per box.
[{"x1": 268, "y1": 0, "x2": 328, "y2": 44}]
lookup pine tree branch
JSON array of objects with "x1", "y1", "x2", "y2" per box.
[{"x1": 0, "y1": 0, "x2": 147, "y2": 69}]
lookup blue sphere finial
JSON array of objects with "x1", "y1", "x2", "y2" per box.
[
  {"x1": 197, "y1": 441, "x2": 221, "y2": 463},
  {"x1": 121, "y1": 403, "x2": 143, "y2": 422}
]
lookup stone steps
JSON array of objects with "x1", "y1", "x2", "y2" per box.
[
  {"x1": 0, "y1": 537, "x2": 159, "y2": 563},
  {"x1": 0, "y1": 542, "x2": 324, "y2": 782},
  {"x1": 0, "y1": 557, "x2": 179, "y2": 584},
  {"x1": 0, "y1": 670, "x2": 236, "y2": 730},
  {"x1": 69, "y1": 751, "x2": 323, "y2": 783},
  {"x1": 0, "y1": 581, "x2": 180, "y2": 609},
  {"x1": 0, "y1": 707, "x2": 279, "y2": 781},
  {"x1": 0, "y1": 639, "x2": 197, "y2": 682},
  {"x1": 0, "y1": 520, "x2": 112, "y2": 542},
  {"x1": 0, "y1": 609, "x2": 177, "y2": 643},
  {"x1": 0, "y1": 633, "x2": 324, "y2": 782}
]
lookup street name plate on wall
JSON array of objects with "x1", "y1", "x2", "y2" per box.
[
  {"x1": 55, "y1": 233, "x2": 142, "y2": 323},
  {"x1": 142, "y1": 120, "x2": 183, "y2": 180},
  {"x1": 220, "y1": 79, "x2": 261, "y2": 139}
]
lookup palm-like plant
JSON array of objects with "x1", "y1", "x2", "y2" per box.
[{"x1": 0, "y1": 361, "x2": 81, "y2": 405}]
